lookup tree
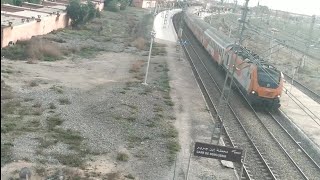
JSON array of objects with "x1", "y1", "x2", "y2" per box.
[
  {"x1": 67, "y1": 0, "x2": 83, "y2": 27},
  {"x1": 66, "y1": 0, "x2": 97, "y2": 27},
  {"x1": 119, "y1": 0, "x2": 129, "y2": 10},
  {"x1": 107, "y1": 0, "x2": 120, "y2": 12}
]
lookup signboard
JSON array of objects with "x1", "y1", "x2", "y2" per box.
[{"x1": 194, "y1": 142, "x2": 243, "y2": 162}]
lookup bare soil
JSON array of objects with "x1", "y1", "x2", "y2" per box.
[{"x1": 1, "y1": 7, "x2": 178, "y2": 179}]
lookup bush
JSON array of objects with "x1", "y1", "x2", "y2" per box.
[
  {"x1": 107, "y1": 0, "x2": 120, "y2": 12},
  {"x1": 66, "y1": 0, "x2": 83, "y2": 27},
  {"x1": 131, "y1": 37, "x2": 146, "y2": 50},
  {"x1": 1, "y1": 40, "x2": 28, "y2": 60},
  {"x1": 119, "y1": 0, "x2": 129, "y2": 10},
  {"x1": 66, "y1": 0, "x2": 97, "y2": 27}
]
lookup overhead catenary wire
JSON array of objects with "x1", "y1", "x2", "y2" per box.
[
  {"x1": 178, "y1": 4, "x2": 320, "y2": 125},
  {"x1": 205, "y1": 6, "x2": 320, "y2": 124}
]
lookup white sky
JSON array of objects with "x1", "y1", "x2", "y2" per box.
[{"x1": 237, "y1": 0, "x2": 320, "y2": 16}]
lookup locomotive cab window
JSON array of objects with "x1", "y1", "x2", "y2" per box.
[{"x1": 257, "y1": 67, "x2": 281, "y2": 89}]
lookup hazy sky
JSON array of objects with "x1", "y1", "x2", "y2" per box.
[{"x1": 237, "y1": 0, "x2": 320, "y2": 16}]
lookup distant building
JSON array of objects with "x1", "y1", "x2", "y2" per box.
[
  {"x1": 132, "y1": 0, "x2": 157, "y2": 8},
  {"x1": 131, "y1": 0, "x2": 176, "y2": 9}
]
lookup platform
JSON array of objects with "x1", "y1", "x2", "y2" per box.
[
  {"x1": 280, "y1": 82, "x2": 320, "y2": 151},
  {"x1": 153, "y1": 9, "x2": 181, "y2": 43}
]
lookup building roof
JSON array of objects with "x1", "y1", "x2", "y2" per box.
[{"x1": 1, "y1": 2, "x2": 67, "y2": 27}]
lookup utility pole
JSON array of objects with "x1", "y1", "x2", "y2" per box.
[
  {"x1": 238, "y1": 0, "x2": 249, "y2": 45},
  {"x1": 233, "y1": 0, "x2": 237, "y2": 13},
  {"x1": 211, "y1": 0, "x2": 250, "y2": 144},
  {"x1": 301, "y1": 15, "x2": 315, "y2": 68},
  {"x1": 269, "y1": 28, "x2": 279, "y2": 62}
]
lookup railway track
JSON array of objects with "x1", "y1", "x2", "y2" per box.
[{"x1": 173, "y1": 12, "x2": 320, "y2": 180}]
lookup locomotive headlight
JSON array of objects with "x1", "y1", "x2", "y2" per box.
[
  {"x1": 251, "y1": 90, "x2": 256, "y2": 94},
  {"x1": 277, "y1": 95, "x2": 281, "y2": 98}
]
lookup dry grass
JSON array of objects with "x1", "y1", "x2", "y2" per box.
[
  {"x1": 27, "y1": 39, "x2": 62, "y2": 61},
  {"x1": 1, "y1": 80, "x2": 14, "y2": 100},
  {"x1": 2, "y1": 38, "x2": 62, "y2": 61},
  {"x1": 1, "y1": 88, "x2": 14, "y2": 100},
  {"x1": 29, "y1": 80, "x2": 39, "y2": 87},
  {"x1": 131, "y1": 37, "x2": 146, "y2": 50},
  {"x1": 129, "y1": 60, "x2": 144, "y2": 73},
  {"x1": 105, "y1": 172, "x2": 121, "y2": 180}
]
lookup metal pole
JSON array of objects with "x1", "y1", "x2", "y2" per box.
[
  {"x1": 172, "y1": 153, "x2": 178, "y2": 180},
  {"x1": 238, "y1": 0, "x2": 249, "y2": 45},
  {"x1": 229, "y1": 26, "x2": 232, "y2": 37},
  {"x1": 269, "y1": 31, "x2": 273, "y2": 61},
  {"x1": 143, "y1": 30, "x2": 156, "y2": 85},
  {"x1": 239, "y1": 148, "x2": 247, "y2": 179},
  {"x1": 186, "y1": 142, "x2": 193, "y2": 180}
]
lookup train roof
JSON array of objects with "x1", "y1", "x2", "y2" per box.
[
  {"x1": 205, "y1": 28, "x2": 233, "y2": 48},
  {"x1": 185, "y1": 13, "x2": 233, "y2": 48},
  {"x1": 185, "y1": 11, "x2": 280, "y2": 72},
  {"x1": 230, "y1": 45, "x2": 279, "y2": 71}
]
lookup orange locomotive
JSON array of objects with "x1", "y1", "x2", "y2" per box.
[{"x1": 184, "y1": 11, "x2": 284, "y2": 108}]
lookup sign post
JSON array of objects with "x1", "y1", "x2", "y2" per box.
[
  {"x1": 193, "y1": 142, "x2": 243, "y2": 162},
  {"x1": 239, "y1": 148, "x2": 247, "y2": 179}
]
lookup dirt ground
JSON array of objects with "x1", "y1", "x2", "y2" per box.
[{"x1": 1, "y1": 7, "x2": 237, "y2": 180}]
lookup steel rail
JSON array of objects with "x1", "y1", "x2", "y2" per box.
[
  {"x1": 173, "y1": 13, "x2": 276, "y2": 180},
  {"x1": 269, "y1": 112, "x2": 320, "y2": 170},
  {"x1": 282, "y1": 72, "x2": 320, "y2": 104}
]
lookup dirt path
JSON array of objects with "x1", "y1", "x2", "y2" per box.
[{"x1": 160, "y1": 39, "x2": 237, "y2": 179}]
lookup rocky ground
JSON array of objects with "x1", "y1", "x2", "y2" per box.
[{"x1": 1, "y1": 7, "x2": 178, "y2": 179}]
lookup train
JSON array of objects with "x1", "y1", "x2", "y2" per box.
[{"x1": 183, "y1": 10, "x2": 284, "y2": 109}]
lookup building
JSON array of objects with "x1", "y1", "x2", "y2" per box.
[
  {"x1": 1, "y1": 0, "x2": 104, "y2": 48},
  {"x1": 132, "y1": 0, "x2": 157, "y2": 8}
]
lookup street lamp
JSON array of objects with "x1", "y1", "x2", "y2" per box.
[{"x1": 142, "y1": 29, "x2": 156, "y2": 85}]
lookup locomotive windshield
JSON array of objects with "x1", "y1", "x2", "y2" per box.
[{"x1": 257, "y1": 67, "x2": 281, "y2": 89}]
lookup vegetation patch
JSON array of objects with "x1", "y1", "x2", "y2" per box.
[
  {"x1": 163, "y1": 124, "x2": 178, "y2": 138},
  {"x1": 51, "y1": 128, "x2": 83, "y2": 150},
  {"x1": 49, "y1": 102, "x2": 57, "y2": 109},
  {"x1": 1, "y1": 99, "x2": 21, "y2": 115},
  {"x1": 1, "y1": 142, "x2": 14, "y2": 167},
  {"x1": 29, "y1": 80, "x2": 39, "y2": 87},
  {"x1": 47, "y1": 115, "x2": 64, "y2": 130},
  {"x1": 54, "y1": 153, "x2": 85, "y2": 167},
  {"x1": 58, "y1": 97, "x2": 71, "y2": 105},
  {"x1": 167, "y1": 139, "x2": 180, "y2": 162},
  {"x1": 117, "y1": 152, "x2": 129, "y2": 162},
  {"x1": 2, "y1": 39, "x2": 63, "y2": 61},
  {"x1": 50, "y1": 85, "x2": 64, "y2": 94},
  {"x1": 77, "y1": 46, "x2": 104, "y2": 58}
]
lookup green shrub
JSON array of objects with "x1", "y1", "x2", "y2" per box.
[
  {"x1": 66, "y1": 0, "x2": 83, "y2": 27},
  {"x1": 119, "y1": 0, "x2": 129, "y2": 10},
  {"x1": 66, "y1": 0, "x2": 97, "y2": 27},
  {"x1": 107, "y1": 0, "x2": 120, "y2": 12}
]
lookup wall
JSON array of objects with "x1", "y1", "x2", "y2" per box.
[
  {"x1": 1, "y1": 13, "x2": 69, "y2": 48},
  {"x1": 1, "y1": 1, "x2": 104, "y2": 48}
]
